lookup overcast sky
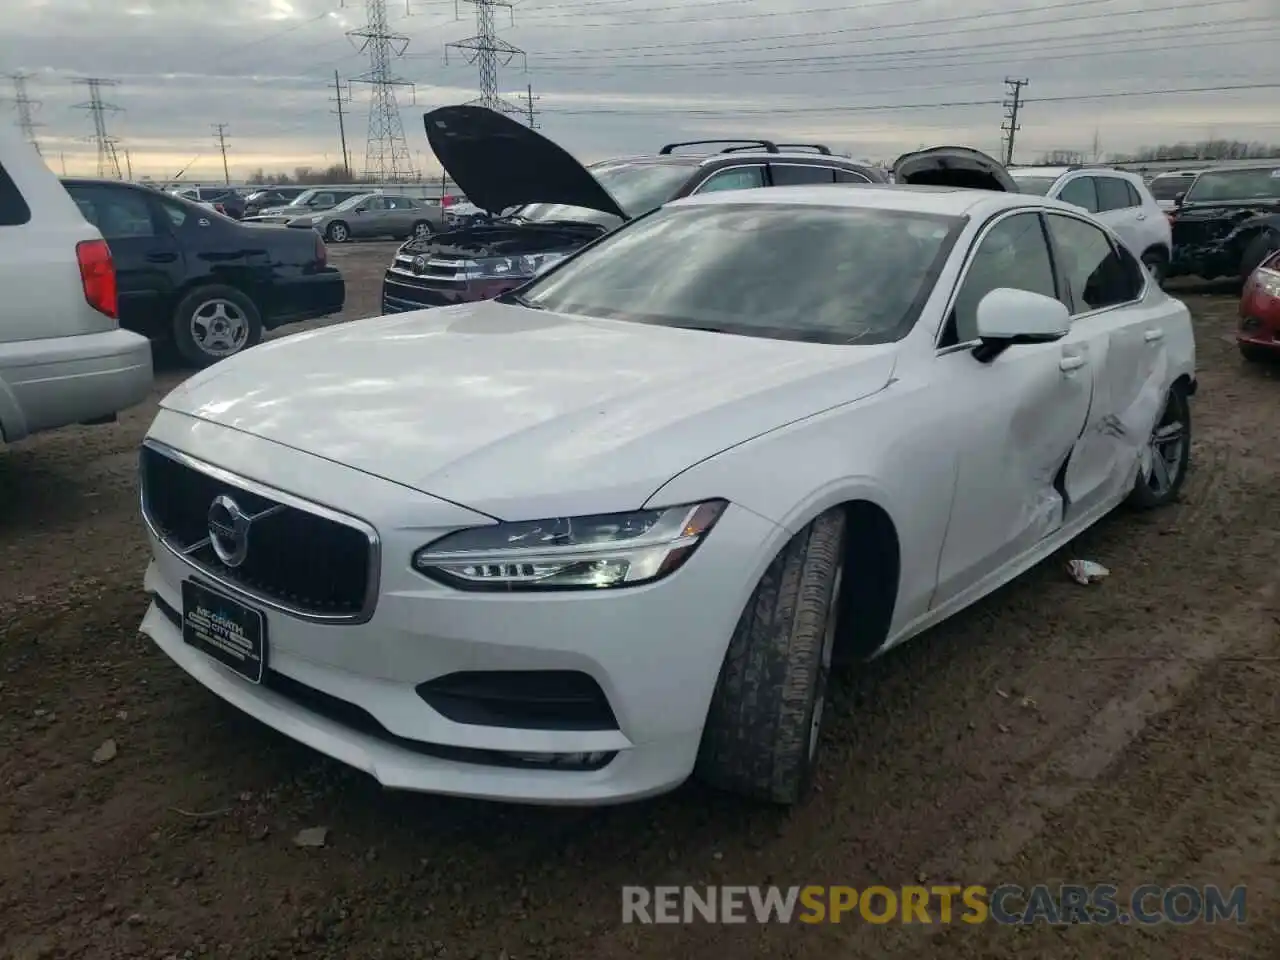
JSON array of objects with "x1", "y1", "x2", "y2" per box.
[{"x1": 5, "y1": 0, "x2": 1278, "y2": 180}]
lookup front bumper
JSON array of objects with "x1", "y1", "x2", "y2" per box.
[
  {"x1": 137, "y1": 412, "x2": 775, "y2": 804},
  {"x1": 381, "y1": 271, "x2": 523, "y2": 313}
]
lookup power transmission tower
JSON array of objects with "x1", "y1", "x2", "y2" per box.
[
  {"x1": 522, "y1": 82, "x2": 540, "y2": 129},
  {"x1": 347, "y1": 0, "x2": 414, "y2": 182},
  {"x1": 71, "y1": 77, "x2": 123, "y2": 179},
  {"x1": 445, "y1": 0, "x2": 526, "y2": 115},
  {"x1": 1001, "y1": 77, "x2": 1028, "y2": 167},
  {"x1": 330, "y1": 71, "x2": 353, "y2": 178},
  {"x1": 6, "y1": 73, "x2": 44, "y2": 156},
  {"x1": 212, "y1": 123, "x2": 230, "y2": 184}
]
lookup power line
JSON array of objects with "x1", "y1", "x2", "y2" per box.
[
  {"x1": 445, "y1": 0, "x2": 526, "y2": 115},
  {"x1": 212, "y1": 123, "x2": 231, "y2": 184},
  {"x1": 330, "y1": 70, "x2": 353, "y2": 178},
  {"x1": 71, "y1": 77, "x2": 123, "y2": 179},
  {"x1": 524, "y1": 0, "x2": 1256, "y2": 67},
  {"x1": 1002, "y1": 78, "x2": 1029, "y2": 165},
  {"x1": 535, "y1": 81, "x2": 1280, "y2": 117},
  {"x1": 5, "y1": 73, "x2": 44, "y2": 156},
  {"x1": 348, "y1": 0, "x2": 415, "y2": 182}
]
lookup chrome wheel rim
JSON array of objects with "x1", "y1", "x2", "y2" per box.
[
  {"x1": 1144, "y1": 393, "x2": 1185, "y2": 497},
  {"x1": 190, "y1": 298, "x2": 250, "y2": 358},
  {"x1": 809, "y1": 563, "x2": 843, "y2": 761},
  {"x1": 330, "y1": 223, "x2": 347, "y2": 242}
]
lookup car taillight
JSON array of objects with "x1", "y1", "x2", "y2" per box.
[
  {"x1": 76, "y1": 239, "x2": 117, "y2": 319},
  {"x1": 315, "y1": 233, "x2": 327, "y2": 267},
  {"x1": 441, "y1": 195, "x2": 457, "y2": 207}
]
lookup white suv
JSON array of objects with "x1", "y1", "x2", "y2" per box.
[
  {"x1": 1010, "y1": 166, "x2": 1173, "y2": 282},
  {"x1": 0, "y1": 130, "x2": 152, "y2": 444}
]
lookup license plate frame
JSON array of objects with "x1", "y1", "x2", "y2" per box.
[{"x1": 181, "y1": 580, "x2": 268, "y2": 684}]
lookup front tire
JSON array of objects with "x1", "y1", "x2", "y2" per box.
[
  {"x1": 696, "y1": 509, "x2": 847, "y2": 805},
  {"x1": 1128, "y1": 382, "x2": 1191, "y2": 509},
  {"x1": 326, "y1": 221, "x2": 350, "y2": 243},
  {"x1": 171, "y1": 285, "x2": 263, "y2": 368},
  {"x1": 410, "y1": 220, "x2": 433, "y2": 240}
]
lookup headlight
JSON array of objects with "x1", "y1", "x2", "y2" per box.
[
  {"x1": 460, "y1": 252, "x2": 568, "y2": 280},
  {"x1": 1256, "y1": 267, "x2": 1280, "y2": 299},
  {"x1": 411, "y1": 500, "x2": 726, "y2": 591}
]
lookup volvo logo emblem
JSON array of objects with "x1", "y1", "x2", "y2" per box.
[
  {"x1": 207, "y1": 494, "x2": 253, "y2": 568},
  {"x1": 413, "y1": 255, "x2": 428, "y2": 275}
]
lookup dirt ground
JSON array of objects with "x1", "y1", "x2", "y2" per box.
[{"x1": 1, "y1": 242, "x2": 1277, "y2": 960}]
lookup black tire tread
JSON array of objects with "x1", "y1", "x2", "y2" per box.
[{"x1": 696, "y1": 509, "x2": 846, "y2": 804}]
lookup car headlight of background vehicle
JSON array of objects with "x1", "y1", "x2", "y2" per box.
[
  {"x1": 1255, "y1": 265, "x2": 1280, "y2": 299},
  {"x1": 412, "y1": 500, "x2": 726, "y2": 591},
  {"x1": 459, "y1": 252, "x2": 568, "y2": 281}
]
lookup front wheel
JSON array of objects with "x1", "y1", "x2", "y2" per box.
[
  {"x1": 696, "y1": 509, "x2": 847, "y2": 805},
  {"x1": 171, "y1": 285, "x2": 263, "y2": 368},
  {"x1": 410, "y1": 220, "x2": 433, "y2": 240},
  {"x1": 325, "y1": 221, "x2": 350, "y2": 243},
  {"x1": 1127, "y1": 382, "x2": 1191, "y2": 509}
]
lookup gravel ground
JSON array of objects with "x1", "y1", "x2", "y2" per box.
[{"x1": 1, "y1": 243, "x2": 1278, "y2": 959}]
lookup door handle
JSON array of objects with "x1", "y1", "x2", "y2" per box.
[
  {"x1": 1059, "y1": 355, "x2": 1087, "y2": 372},
  {"x1": 146, "y1": 252, "x2": 178, "y2": 263},
  {"x1": 1144, "y1": 328, "x2": 1165, "y2": 342},
  {"x1": 1135, "y1": 213, "x2": 1147, "y2": 221}
]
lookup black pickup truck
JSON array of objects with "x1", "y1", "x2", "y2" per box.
[
  {"x1": 1168, "y1": 163, "x2": 1280, "y2": 282},
  {"x1": 63, "y1": 178, "x2": 344, "y2": 367}
]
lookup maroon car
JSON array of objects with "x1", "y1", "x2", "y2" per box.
[{"x1": 1239, "y1": 248, "x2": 1280, "y2": 361}]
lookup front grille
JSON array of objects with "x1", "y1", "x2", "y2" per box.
[
  {"x1": 388, "y1": 252, "x2": 469, "y2": 285},
  {"x1": 140, "y1": 443, "x2": 378, "y2": 622}
]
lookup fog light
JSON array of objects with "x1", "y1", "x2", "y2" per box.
[{"x1": 501, "y1": 750, "x2": 615, "y2": 770}]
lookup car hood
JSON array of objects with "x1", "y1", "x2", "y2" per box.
[
  {"x1": 1175, "y1": 198, "x2": 1280, "y2": 221},
  {"x1": 159, "y1": 301, "x2": 898, "y2": 519},
  {"x1": 424, "y1": 105, "x2": 628, "y2": 220},
  {"x1": 892, "y1": 145, "x2": 1017, "y2": 192}
]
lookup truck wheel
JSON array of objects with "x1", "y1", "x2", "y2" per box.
[
  {"x1": 696, "y1": 509, "x2": 847, "y2": 805},
  {"x1": 171, "y1": 285, "x2": 263, "y2": 368},
  {"x1": 1241, "y1": 230, "x2": 1279, "y2": 282}
]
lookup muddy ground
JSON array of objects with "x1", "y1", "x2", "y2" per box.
[{"x1": 1, "y1": 242, "x2": 1277, "y2": 959}]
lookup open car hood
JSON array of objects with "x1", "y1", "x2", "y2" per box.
[
  {"x1": 892, "y1": 146, "x2": 1017, "y2": 192},
  {"x1": 424, "y1": 105, "x2": 628, "y2": 219}
]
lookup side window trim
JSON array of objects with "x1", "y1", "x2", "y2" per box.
[
  {"x1": 767, "y1": 162, "x2": 836, "y2": 185},
  {"x1": 688, "y1": 163, "x2": 767, "y2": 194},
  {"x1": 934, "y1": 208, "x2": 1058, "y2": 352},
  {"x1": 1043, "y1": 211, "x2": 1149, "y2": 320}
]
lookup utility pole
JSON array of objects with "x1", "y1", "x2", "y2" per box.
[
  {"x1": 523, "y1": 82, "x2": 540, "y2": 129},
  {"x1": 124, "y1": 148, "x2": 133, "y2": 181},
  {"x1": 71, "y1": 77, "x2": 123, "y2": 179},
  {"x1": 1001, "y1": 77, "x2": 1028, "y2": 167},
  {"x1": 446, "y1": 0, "x2": 526, "y2": 115},
  {"x1": 212, "y1": 123, "x2": 230, "y2": 184},
  {"x1": 348, "y1": 0, "x2": 415, "y2": 182},
  {"x1": 330, "y1": 70, "x2": 352, "y2": 178},
  {"x1": 5, "y1": 72, "x2": 44, "y2": 156}
]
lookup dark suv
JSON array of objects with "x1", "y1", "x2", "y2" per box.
[
  {"x1": 381, "y1": 105, "x2": 888, "y2": 313},
  {"x1": 1168, "y1": 162, "x2": 1280, "y2": 281}
]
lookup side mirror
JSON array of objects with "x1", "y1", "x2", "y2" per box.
[
  {"x1": 1174, "y1": 192, "x2": 1185, "y2": 208},
  {"x1": 972, "y1": 287, "x2": 1070, "y2": 363}
]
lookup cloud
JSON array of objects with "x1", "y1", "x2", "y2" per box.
[{"x1": 4, "y1": 0, "x2": 1277, "y2": 179}]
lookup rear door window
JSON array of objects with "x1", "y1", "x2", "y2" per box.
[
  {"x1": 770, "y1": 164, "x2": 836, "y2": 185},
  {"x1": 0, "y1": 162, "x2": 31, "y2": 226},
  {"x1": 64, "y1": 184, "x2": 157, "y2": 239}
]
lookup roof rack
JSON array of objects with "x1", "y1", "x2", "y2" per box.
[
  {"x1": 719, "y1": 142, "x2": 833, "y2": 155},
  {"x1": 659, "y1": 139, "x2": 779, "y2": 155}
]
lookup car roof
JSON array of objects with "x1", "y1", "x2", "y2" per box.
[
  {"x1": 588, "y1": 152, "x2": 879, "y2": 170},
  {"x1": 667, "y1": 183, "x2": 1059, "y2": 217}
]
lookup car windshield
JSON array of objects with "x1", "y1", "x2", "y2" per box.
[
  {"x1": 515, "y1": 162, "x2": 695, "y2": 226},
  {"x1": 1149, "y1": 175, "x2": 1194, "y2": 200},
  {"x1": 514, "y1": 203, "x2": 963, "y2": 345},
  {"x1": 1184, "y1": 167, "x2": 1280, "y2": 203},
  {"x1": 332, "y1": 194, "x2": 374, "y2": 212},
  {"x1": 286, "y1": 190, "x2": 320, "y2": 207},
  {"x1": 1013, "y1": 176, "x2": 1058, "y2": 196}
]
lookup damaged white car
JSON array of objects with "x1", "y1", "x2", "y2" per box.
[{"x1": 137, "y1": 146, "x2": 1195, "y2": 807}]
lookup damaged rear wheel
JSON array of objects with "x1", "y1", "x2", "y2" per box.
[{"x1": 1128, "y1": 382, "x2": 1191, "y2": 510}]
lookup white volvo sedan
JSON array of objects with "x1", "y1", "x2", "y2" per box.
[{"x1": 138, "y1": 171, "x2": 1196, "y2": 807}]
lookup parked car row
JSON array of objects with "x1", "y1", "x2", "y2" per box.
[{"x1": 127, "y1": 105, "x2": 1200, "y2": 809}]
